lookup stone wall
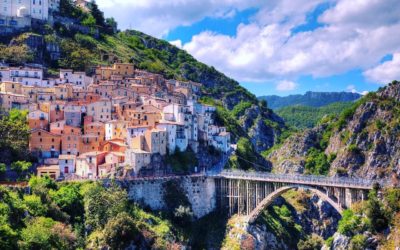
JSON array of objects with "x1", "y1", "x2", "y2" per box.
[{"x1": 122, "y1": 176, "x2": 216, "y2": 218}]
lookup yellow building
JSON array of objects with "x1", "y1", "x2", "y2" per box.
[
  {"x1": 0, "y1": 92, "x2": 29, "y2": 111},
  {"x1": 0, "y1": 81, "x2": 22, "y2": 94}
]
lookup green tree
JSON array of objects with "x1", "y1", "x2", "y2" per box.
[
  {"x1": 59, "y1": 39, "x2": 94, "y2": 71},
  {"x1": 59, "y1": 0, "x2": 83, "y2": 18},
  {"x1": 366, "y1": 189, "x2": 389, "y2": 232},
  {"x1": 162, "y1": 180, "x2": 193, "y2": 226},
  {"x1": 337, "y1": 209, "x2": 363, "y2": 236},
  {"x1": 83, "y1": 183, "x2": 127, "y2": 230},
  {"x1": 0, "y1": 109, "x2": 30, "y2": 163},
  {"x1": 81, "y1": 14, "x2": 96, "y2": 27},
  {"x1": 19, "y1": 217, "x2": 76, "y2": 250},
  {"x1": 50, "y1": 184, "x2": 84, "y2": 223},
  {"x1": 0, "y1": 44, "x2": 33, "y2": 65},
  {"x1": 23, "y1": 194, "x2": 48, "y2": 216},
  {"x1": 349, "y1": 235, "x2": 367, "y2": 250},
  {"x1": 10, "y1": 161, "x2": 32, "y2": 175},
  {"x1": 89, "y1": 0, "x2": 105, "y2": 26},
  {"x1": 0, "y1": 163, "x2": 6, "y2": 175},
  {"x1": 0, "y1": 221, "x2": 18, "y2": 250},
  {"x1": 29, "y1": 175, "x2": 57, "y2": 192},
  {"x1": 236, "y1": 137, "x2": 257, "y2": 170},
  {"x1": 305, "y1": 148, "x2": 330, "y2": 175},
  {"x1": 103, "y1": 212, "x2": 138, "y2": 249},
  {"x1": 297, "y1": 234, "x2": 324, "y2": 250}
]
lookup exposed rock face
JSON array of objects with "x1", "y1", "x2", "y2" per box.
[
  {"x1": 247, "y1": 224, "x2": 289, "y2": 250},
  {"x1": 268, "y1": 81, "x2": 400, "y2": 179},
  {"x1": 327, "y1": 92, "x2": 400, "y2": 178},
  {"x1": 297, "y1": 194, "x2": 341, "y2": 238},
  {"x1": 323, "y1": 232, "x2": 379, "y2": 250},
  {"x1": 242, "y1": 105, "x2": 285, "y2": 152},
  {"x1": 226, "y1": 191, "x2": 340, "y2": 250},
  {"x1": 268, "y1": 127, "x2": 322, "y2": 174}
]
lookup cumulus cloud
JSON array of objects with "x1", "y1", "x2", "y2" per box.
[
  {"x1": 346, "y1": 85, "x2": 368, "y2": 95},
  {"x1": 363, "y1": 53, "x2": 400, "y2": 84},
  {"x1": 183, "y1": 0, "x2": 400, "y2": 82},
  {"x1": 96, "y1": 0, "x2": 264, "y2": 37},
  {"x1": 169, "y1": 40, "x2": 183, "y2": 49},
  {"x1": 276, "y1": 80, "x2": 298, "y2": 91}
]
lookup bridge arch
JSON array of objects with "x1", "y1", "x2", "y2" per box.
[{"x1": 247, "y1": 185, "x2": 343, "y2": 224}]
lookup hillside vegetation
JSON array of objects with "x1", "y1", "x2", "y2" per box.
[
  {"x1": 276, "y1": 102, "x2": 355, "y2": 129},
  {"x1": 268, "y1": 80, "x2": 400, "y2": 178},
  {"x1": 259, "y1": 91, "x2": 361, "y2": 110}
]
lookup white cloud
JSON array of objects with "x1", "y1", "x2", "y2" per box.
[
  {"x1": 276, "y1": 80, "x2": 298, "y2": 91},
  {"x1": 96, "y1": 0, "x2": 265, "y2": 37},
  {"x1": 346, "y1": 84, "x2": 357, "y2": 93},
  {"x1": 363, "y1": 53, "x2": 400, "y2": 84},
  {"x1": 169, "y1": 40, "x2": 183, "y2": 49},
  {"x1": 346, "y1": 85, "x2": 368, "y2": 95},
  {"x1": 183, "y1": 0, "x2": 400, "y2": 82}
]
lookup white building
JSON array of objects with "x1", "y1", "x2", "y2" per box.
[
  {"x1": 59, "y1": 69, "x2": 93, "y2": 89},
  {"x1": 124, "y1": 148, "x2": 151, "y2": 173},
  {"x1": 59, "y1": 154, "x2": 76, "y2": 175},
  {"x1": 0, "y1": 0, "x2": 51, "y2": 20},
  {"x1": 0, "y1": 67, "x2": 56, "y2": 87},
  {"x1": 156, "y1": 122, "x2": 177, "y2": 154},
  {"x1": 126, "y1": 125, "x2": 150, "y2": 146}
]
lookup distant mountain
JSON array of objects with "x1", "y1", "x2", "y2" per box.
[{"x1": 259, "y1": 91, "x2": 362, "y2": 110}]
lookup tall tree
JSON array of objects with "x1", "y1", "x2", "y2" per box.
[{"x1": 89, "y1": 0, "x2": 105, "y2": 26}]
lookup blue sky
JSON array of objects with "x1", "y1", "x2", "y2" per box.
[{"x1": 97, "y1": 0, "x2": 400, "y2": 96}]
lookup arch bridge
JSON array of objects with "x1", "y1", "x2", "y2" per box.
[{"x1": 211, "y1": 170, "x2": 389, "y2": 223}]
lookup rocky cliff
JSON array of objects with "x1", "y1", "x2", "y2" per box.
[
  {"x1": 222, "y1": 190, "x2": 340, "y2": 250},
  {"x1": 268, "y1": 81, "x2": 400, "y2": 179}
]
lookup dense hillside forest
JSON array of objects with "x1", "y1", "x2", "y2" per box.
[
  {"x1": 276, "y1": 102, "x2": 354, "y2": 129},
  {"x1": 259, "y1": 91, "x2": 361, "y2": 110},
  {"x1": 0, "y1": 176, "x2": 231, "y2": 249}
]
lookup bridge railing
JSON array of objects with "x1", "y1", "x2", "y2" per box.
[{"x1": 210, "y1": 169, "x2": 391, "y2": 188}]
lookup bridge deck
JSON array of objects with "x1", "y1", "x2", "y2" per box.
[{"x1": 209, "y1": 170, "x2": 390, "y2": 190}]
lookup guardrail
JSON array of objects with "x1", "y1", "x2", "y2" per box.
[{"x1": 209, "y1": 169, "x2": 391, "y2": 189}]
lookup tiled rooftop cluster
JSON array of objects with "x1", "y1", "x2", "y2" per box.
[{"x1": 0, "y1": 63, "x2": 231, "y2": 179}]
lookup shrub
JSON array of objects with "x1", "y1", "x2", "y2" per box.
[
  {"x1": 325, "y1": 236, "x2": 334, "y2": 247},
  {"x1": 0, "y1": 163, "x2": 6, "y2": 175},
  {"x1": 337, "y1": 209, "x2": 363, "y2": 236},
  {"x1": 305, "y1": 148, "x2": 330, "y2": 175},
  {"x1": 297, "y1": 234, "x2": 324, "y2": 250},
  {"x1": 231, "y1": 101, "x2": 252, "y2": 118},
  {"x1": 349, "y1": 234, "x2": 367, "y2": 250},
  {"x1": 103, "y1": 212, "x2": 138, "y2": 249}
]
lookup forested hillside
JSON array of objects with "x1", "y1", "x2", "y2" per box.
[
  {"x1": 259, "y1": 91, "x2": 361, "y2": 110},
  {"x1": 276, "y1": 102, "x2": 354, "y2": 129}
]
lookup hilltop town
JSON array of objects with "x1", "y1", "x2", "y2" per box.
[{"x1": 0, "y1": 63, "x2": 231, "y2": 179}]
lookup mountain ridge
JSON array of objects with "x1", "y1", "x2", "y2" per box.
[{"x1": 259, "y1": 91, "x2": 362, "y2": 110}]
